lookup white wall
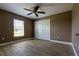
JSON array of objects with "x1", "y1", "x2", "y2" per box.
[
  {"x1": 72, "y1": 4, "x2": 79, "y2": 56},
  {"x1": 35, "y1": 19, "x2": 50, "y2": 40}
]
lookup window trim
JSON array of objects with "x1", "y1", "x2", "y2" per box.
[{"x1": 13, "y1": 19, "x2": 24, "y2": 37}]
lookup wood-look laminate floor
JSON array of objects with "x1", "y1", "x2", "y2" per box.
[{"x1": 0, "y1": 39, "x2": 75, "y2": 56}]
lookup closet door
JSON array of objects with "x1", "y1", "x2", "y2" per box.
[{"x1": 35, "y1": 19, "x2": 50, "y2": 40}]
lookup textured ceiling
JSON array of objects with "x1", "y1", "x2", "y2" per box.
[{"x1": 0, "y1": 3, "x2": 73, "y2": 19}]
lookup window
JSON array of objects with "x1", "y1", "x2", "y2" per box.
[{"x1": 14, "y1": 19, "x2": 24, "y2": 37}]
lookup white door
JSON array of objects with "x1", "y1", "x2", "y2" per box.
[{"x1": 35, "y1": 19, "x2": 50, "y2": 40}]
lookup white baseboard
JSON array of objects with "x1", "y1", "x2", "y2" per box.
[
  {"x1": 0, "y1": 38, "x2": 77, "y2": 56},
  {"x1": 50, "y1": 40, "x2": 72, "y2": 45},
  {"x1": 50, "y1": 40, "x2": 77, "y2": 56},
  {"x1": 0, "y1": 37, "x2": 33, "y2": 46},
  {"x1": 36, "y1": 39, "x2": 77, "y2": 56},
  {"x1": 71, "y1": 44, "x2": 78, "y2": 56}
]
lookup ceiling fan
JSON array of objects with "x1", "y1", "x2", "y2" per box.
[{"x1": 24, "y1": 6, "x2": 46, "y2": 17}]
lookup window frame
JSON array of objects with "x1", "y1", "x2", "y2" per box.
[{"x1": 13, "y1": 19, "x2": 24, "y2": 37}]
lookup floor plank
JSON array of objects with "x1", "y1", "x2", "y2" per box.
[{"x1": 0, "y1": 39, "x2": 75, "y2": 56}]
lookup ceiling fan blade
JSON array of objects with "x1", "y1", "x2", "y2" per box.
[
  {"x1": 34, "y1": 12, "x2": 38, "y2": 17},
  {"x1": 24, "y1": 8, "x2": 32, "y2": 11},
  {"x1": 37, "y1": 12, "x2": 46, "y2": 14},
  {"x1": 34, "y1": 6, "x2": 39, "y2": 11},
  {"x1": 27, "y1": 13, "x2": 33, "y2": 15}
]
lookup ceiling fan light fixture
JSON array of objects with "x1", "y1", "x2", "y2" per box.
[{"x1": 24, "y1": 6, "x2": 46, "y2": 17}]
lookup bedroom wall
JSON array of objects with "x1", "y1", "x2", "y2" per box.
[
  {"x1": 72, "y1": 4, "x2": 79, "y2": 56},
  {"x1": 38, "y1": 11, "x2": 72, "y2": 42},
  {"x1": 0, "y1": 9, "x2": 34, "y2": 43},
  {"x1": 50, "y1": 11, "x2": 72, "y2": 42}
]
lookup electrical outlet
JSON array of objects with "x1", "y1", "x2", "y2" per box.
[
  {"x1": 2, "y1": 37, "x2": 5, "y2": 40},
  {"x1": 57, "y1": 35, "x2": 60, "y2": 39}
]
